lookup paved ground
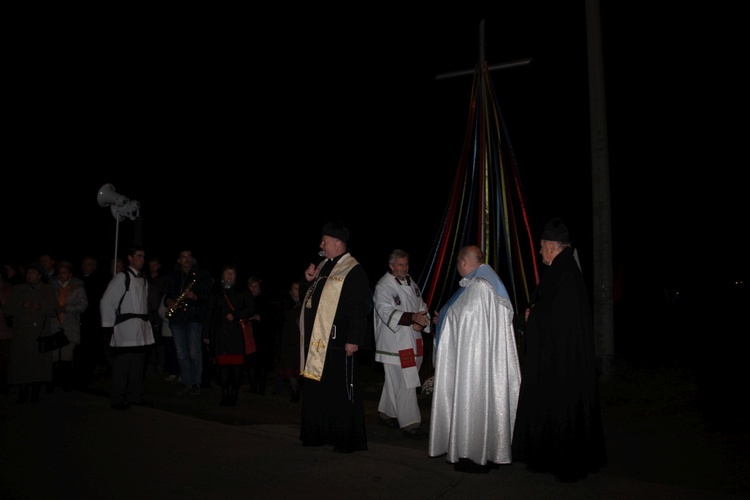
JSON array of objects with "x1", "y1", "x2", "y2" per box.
[{"x1": 1, "y1": 359, "x2": 748, "y2": 500}]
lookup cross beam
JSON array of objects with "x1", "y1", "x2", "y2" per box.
[{"x1": 435, "y1": 19, "x2": 532, "y2": 80}]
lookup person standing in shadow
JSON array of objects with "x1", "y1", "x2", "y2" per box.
[
  {"x1": 203, "y1": 264, "x2": 255, "y2": 406},
  {"x1": 511, "y1": 217, "x2": 607, "y2": 482},
  {"x1": 277, "y1": 280, "x2": 302, "y2": 402},
  {"x1": 245, "y1": 276, "x2": 276, "y2": 396},
  {"x1": 48, "y1": 260, "x2": 88, "y2": 393},
  {"x1": 4, "y1": 261, "x2": 58, "y2": 403},
  {"x1": 79, "y1": 255, "x2": 111, "y2": 385},
  {"x1": 145, "y1": 255, "x2": 169, "y2": 377}
]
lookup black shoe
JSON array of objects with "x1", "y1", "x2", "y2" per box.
[
  {"x1": 128, "y1": 400, "x2": 154, "y2": 408},
  {"x1": 111, "y1": 402, "x2": 131, "y2": 410},
  {"x1": 454, "y1": 458, "x2": 492, "y2": 474},
  {"x1": 403, "y1": 427, "x2": 429, "y2": 439},
  {"x1": 378, "y1": 417, "x2": 400, "y2": 429}
]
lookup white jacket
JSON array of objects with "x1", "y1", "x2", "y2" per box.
[
  {"x1": 100, "y1": 268, "x2": 154, "y2": 347},
  {"x1": 373, "y1": 272, "x2": 429, "y2": 387}
]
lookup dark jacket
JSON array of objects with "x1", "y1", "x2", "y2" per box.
[
  {"x1": 203, "y1": 282, "x2": 255, "y2": 359},
  {"x1": 166, "y1": 267, "x2": 213, "y2": 325}
]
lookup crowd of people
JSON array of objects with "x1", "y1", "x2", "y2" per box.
[
  {"x1": 0, "y1": 247, "x2": 300, "y2": 409},
  {"x1": 1, "y1": 217, "x2": 607, "y2": 482}
]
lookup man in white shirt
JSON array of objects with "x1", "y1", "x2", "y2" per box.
[{"x1": 100, "y1": 244, "x2": 154, "y2": 410}]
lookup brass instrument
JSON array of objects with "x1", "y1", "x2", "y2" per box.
[{"x1": 167, "y1": 273, "x2": 196, "y2": 318}]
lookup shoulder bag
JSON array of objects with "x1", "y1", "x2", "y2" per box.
[
  {"x1": 38, "y1": 314, "x2": 70, "y2": 353},
  {"x1": 224, "y1": 291, "x2": 256, "y2": 354}
]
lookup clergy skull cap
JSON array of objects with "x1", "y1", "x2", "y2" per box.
[
  {"x1": 322, "y1": 221, "x2": 349, "y2": 243},
  {"x1": 541, "y1": 217, "x2": 570, "y2": 243}
]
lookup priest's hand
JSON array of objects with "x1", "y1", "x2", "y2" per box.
[{"x1": 304, "y1": 262, "x2": 320, "y2": 281}]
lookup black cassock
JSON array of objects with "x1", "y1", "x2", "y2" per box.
[
  {"x1": 299, "y1": 253, "x2": 370, "y2": 453},
  {"x1": 512, "y1": 246, "x2": 607, "y2": 480}
]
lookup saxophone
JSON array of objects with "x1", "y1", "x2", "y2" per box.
[{"x1": 167, "y1": 273, "x2": 196, "y2": 318}]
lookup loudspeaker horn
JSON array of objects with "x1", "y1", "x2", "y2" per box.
[{"x1": 97, "y1": 183, "x2": 128, "y2": 207}]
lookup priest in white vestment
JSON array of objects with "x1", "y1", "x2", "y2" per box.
[
  {"x1": 428, "y1": 245, "x2": 521, "y2": 473},
  {"x1": 373, "y1": 249, "x2": 430, "y2": 438}
]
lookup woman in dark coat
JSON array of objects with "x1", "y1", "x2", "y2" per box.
[
  {"x1": 245, "y1": 276, "x2": 277, "y2": 395},
  {"x1": 203, "y1": 265, "x2": 255, "y2": 406},
  {"x1": 4, "y1": 262, "x2": 58, "y2": 403}
]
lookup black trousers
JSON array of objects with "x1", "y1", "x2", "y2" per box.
[{"x1": 110, "y1": 346, "x2": 147, "y2": 405}]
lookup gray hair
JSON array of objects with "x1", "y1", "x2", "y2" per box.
[{"x1": 388, "y1": 249, "x2": 409, "y2": 265}]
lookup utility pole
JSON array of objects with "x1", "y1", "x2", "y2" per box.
[{"x1": 585, "y1": 0, "x2": 615, "y2": 378}]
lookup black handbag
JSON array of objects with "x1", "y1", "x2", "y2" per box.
[{"x1": 38, "y1": 315, "x2": 70, "y2": 353}]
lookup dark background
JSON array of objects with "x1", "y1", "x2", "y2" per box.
[{"x1": 4, "y1": 5, "x2": 745, "y2": 306}]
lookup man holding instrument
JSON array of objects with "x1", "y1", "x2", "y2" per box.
[{"x1": 166, "y1": 247, "x2": 212, "y2": 396}]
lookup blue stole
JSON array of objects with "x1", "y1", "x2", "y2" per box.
[{"x1": 435, "y1": 265, "x2": 509, "y2": 350}]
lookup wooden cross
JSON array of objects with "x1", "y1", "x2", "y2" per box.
[{"x1": 435, "y1": 19, "x2": 532, "y2": 81}]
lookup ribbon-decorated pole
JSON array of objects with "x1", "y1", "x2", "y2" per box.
[{"x1": 419, "y1": 59, "x2": 539, "y2": 319}]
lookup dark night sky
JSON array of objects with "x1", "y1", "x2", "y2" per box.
[{"x1": 4, "y1": 5, "x2": 745, "y2": 300}]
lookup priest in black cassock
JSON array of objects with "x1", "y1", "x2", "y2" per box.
[
  {"x1": 511, "y1": 217, "x2": 607, "y2": 482},
  {"x1": 298, "y1": 221, "x2": 371, "y2": 453}
]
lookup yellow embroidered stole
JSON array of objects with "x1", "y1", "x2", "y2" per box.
[{"x1": 300, "y1": 254, "x2": 358, "y2": 381}]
